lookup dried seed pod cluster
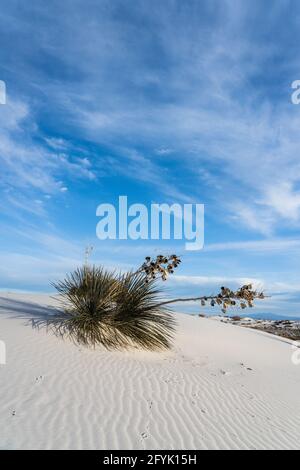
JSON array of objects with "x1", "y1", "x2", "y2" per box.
[
  {"x1": 204, "y1": 284, "x2": 265, "y2": 314},
  {"x1": 142, "y1": 254, "x2": 181, "y2": 282},
  {"x1": 136, "y1": 255, "x2": 266, "y2": 314}
]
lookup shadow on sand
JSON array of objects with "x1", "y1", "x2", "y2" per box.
[{"x1": 0, "y1": 296, "x2": 63, "y2": 329}]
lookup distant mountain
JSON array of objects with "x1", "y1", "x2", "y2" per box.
[{"x1": 231, "y1": 312, "x2": 300, "y2": 321}]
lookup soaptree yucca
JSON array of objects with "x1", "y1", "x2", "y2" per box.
[
  {"x1": 44, "y1": 254, "x2": 265, "y2": 350},
  {"x1": 49, "y1": 265, "x2": 175, "y2": 350}
]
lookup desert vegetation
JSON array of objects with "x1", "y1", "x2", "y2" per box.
[{"x1": 42, "y1": 254, "x2": 265, "y2": 350}]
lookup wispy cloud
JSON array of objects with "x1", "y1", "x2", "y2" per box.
[
  {"x1": 204, "y1": 238, "x2": 300, "y2": 253},
  {"x1": 0, "y1": 0, "x2": 300, "y2": 316},
  {"x1": 1, "y1": 0, "x2": 295, "y2": 233},
  {"x1": 0, "y1": 96, "x2": 98, "y2": 223}
]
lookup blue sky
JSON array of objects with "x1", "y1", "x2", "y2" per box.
[{"x1": 1, "y1": 0, "x2": 300, "y2": 317}]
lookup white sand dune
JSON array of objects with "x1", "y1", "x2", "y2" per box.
[{"x1": 0, "y1": 292, "x2": 299, "y2": 450}]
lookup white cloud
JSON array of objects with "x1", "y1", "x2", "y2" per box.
[
  {"x1": 0, "y1": 99, "x2": 97, "y2": 222},
  {"x1": 204, "y1": 238, "x2": 300, "y2": 253},
  {"x1": 44, "y1": 137, "x2": 70, "y2": 150},
  {"x1": 1, "y1": 2, "x2": 298, "y2": 235},
  {"x1": 170, "y1": 274, "x2": 262, "y2": 289},
  {"x1": 262, "y1": 182, "x2": 300, "y2": 222},
  {"x1": 170, "y1": 274, "x2": 300, "y2": 300}
]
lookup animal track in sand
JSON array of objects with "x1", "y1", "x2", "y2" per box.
[
  {"x1": 163, "y1": 353, "x2": 208, "y2": 369},
  {"x1": 35, "y1": 375, "x2": 44, "y2": 383},
  {"x1": 139, "y1": 399, "x2": 154, "y2": 448},
  {"x1": 217, "y1": 364, "x2": 254, "y2": 377},
  {"x1": 139, "y1": 426, "x2": 150, "y2": 448},
  {"x1": 191, "y1": 392, "x2": 208, "y2": 415},
  {"x1": 240, "y1": 363, "x2": 253, "y2": 371},
  {"x1": 180, "y1": 354, "x2": 208, "y2": 368},
  {"x1": 220, "y1": 369, "x2": 231, "y2": 376},
  {"x1": 163, "y1": 375, "x2": 182, "y2": 385}
]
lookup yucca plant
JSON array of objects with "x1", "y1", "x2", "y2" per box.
[
  {"x1": 48, "y1": 265, "x2": 176, "y2": 350},
  {"x1": 112, "y1": 272, "x2": 175, "y2": 349},
  {"x1": 43, "y1": 253, "x2": 265, "y2": 351}
]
